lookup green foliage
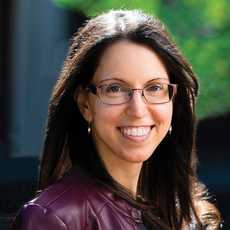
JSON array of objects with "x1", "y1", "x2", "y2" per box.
[
  {"x1": 52, "y1": 0, "x2": 230, "y2": 119},
  {"x1": 52, "y1": 0, "x2": 161, "y2": 16},
  {"x1": 159, "y1": 0, "x2": 230, "y2": 119}
]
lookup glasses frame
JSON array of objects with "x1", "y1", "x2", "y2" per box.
[{"x1": 86, "y1": 79, "x2": 178, "y2": 105}]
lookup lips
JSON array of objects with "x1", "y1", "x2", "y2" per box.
[{"x1": 119, "y1": 126, "x2": 154, "y2": 142}]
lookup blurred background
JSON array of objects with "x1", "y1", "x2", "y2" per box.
[{"x1": 0, "y1": 0, "x2": 229, "y2": 229}]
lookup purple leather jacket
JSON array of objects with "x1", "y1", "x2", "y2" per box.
[{"x1": 11, "y1": 167, "x2": 146, "y2": 230}]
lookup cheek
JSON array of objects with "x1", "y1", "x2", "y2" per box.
[
  {"x1": 152, "y1": 103, "x2": 173, "y2": 127},
  {"x1": 91, "y1": 101, "x2": 122, "y2": 130},
  {"x1": 91, "y1": 104, "x2": 123, "y2": 151}
]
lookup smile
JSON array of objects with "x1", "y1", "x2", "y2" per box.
[{"x1": 119, "y1": 126, "x2": 154, "y2": 142}]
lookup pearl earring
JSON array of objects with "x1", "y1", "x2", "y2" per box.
[
  {"x1": 88, "y1": 122, "x2": 91, "y2": 134},
  {"x1": 169, "y1": 126, "x2": 172, "y2": 134},
  {"x1": 87, "y1": 121, "x2": 92, "y2": 135}
]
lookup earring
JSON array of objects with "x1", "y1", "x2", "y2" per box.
[
  {"x1": 169, "y1": 126, "x2": 172, "y2": 135},
  {"x1": 88, "y1": 122, "x2": 91, "y2": 134}
]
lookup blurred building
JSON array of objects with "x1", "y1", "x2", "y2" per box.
[{"x1": 0, "y1": 0, "x2": 86, "y2": 228}]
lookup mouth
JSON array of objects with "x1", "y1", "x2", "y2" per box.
[{"x1": 118, "y1": 125, "x2": 154, "y2": 142}]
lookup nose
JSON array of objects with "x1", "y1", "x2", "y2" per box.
[{"x1": 126, "y1": 90, "x2": 148, "y2": 118}]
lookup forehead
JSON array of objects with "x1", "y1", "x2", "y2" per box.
[{"x1": 92, "y1": 39, "x2": 169, "y2": 85}]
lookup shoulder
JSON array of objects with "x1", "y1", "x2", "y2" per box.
[
  {"x1": 11, "y1": 203, "x2": 67, "y2": 230},
  {"x1": 11, "y1": 167, "x2": 110, "y2": 230},
  {"x1": 31, "y1": 167, "x2": 111, "y2": 215},
  {"x1": 193, "y1": 199, "x2": 222, "y2": 229},
  {"x1": 32, "y1": 167, "x2": 105, "y2": 210},
  {"x1": 190, "y1": 181, "x2": 222, "y2": 229}
]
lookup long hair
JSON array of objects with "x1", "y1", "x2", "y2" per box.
[{"x1": 38, "y1": 10, "x2": 221, "y2": 229}]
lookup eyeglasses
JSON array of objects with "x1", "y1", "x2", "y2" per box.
[{"x1": 86, "y1": 79, "x2": 177, "y2": 105}]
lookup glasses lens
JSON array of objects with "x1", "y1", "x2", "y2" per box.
[
  {"x1": 144, "y1": 83, "x2": 173, "y2": 104},
  {"x1": 99, "y1": 83, "x2": 130, "y2": 104},
  {"x1": 94, "y1": 80, "x2": 176, "y2": 105}
]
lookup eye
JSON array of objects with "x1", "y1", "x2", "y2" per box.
[
  {"x1": 146, "y1": 83, "x2": 163, "y2": 92},
  {"x1": 106, "y1": 84, "x2": 122, "y2": 93},
  {"x1": 104, "y1": 83, "x2": 129, "y2": 94}
]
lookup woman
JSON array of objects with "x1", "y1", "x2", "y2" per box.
[{"x1": 11, "y1": 10, "x2": 221, "y2": 229}]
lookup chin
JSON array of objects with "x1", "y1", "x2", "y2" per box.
[{"x1": 119, "y1": 150, "x2": 153, "y2": 163}]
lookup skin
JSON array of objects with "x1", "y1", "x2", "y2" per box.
[{"x1": 77, "y1": 40, "x2": 173, "y2": 197}]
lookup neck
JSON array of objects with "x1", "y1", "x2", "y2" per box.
[{"x1": 100, "y1": 156, "x2": 143, "y2": 197}]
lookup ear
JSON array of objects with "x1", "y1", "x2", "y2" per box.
[{"x1": 74, "y1": 87, "x2": 93, "y2": 123}]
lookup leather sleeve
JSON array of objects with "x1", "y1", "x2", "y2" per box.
[{"x1": 10, "y1": 204, "x2": 67, "y2": 230}]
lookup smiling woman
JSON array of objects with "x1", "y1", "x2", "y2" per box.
[
  {"x1": 77, "y1": 41, "x2": 174, "y2": 180},
  {"x1": 10, "y1": 10, "x2": 221, "y2": 230}
]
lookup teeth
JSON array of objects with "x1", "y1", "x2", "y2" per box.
[{"x1": 121, "y1": 127, "x2": 151, "y2": 137}]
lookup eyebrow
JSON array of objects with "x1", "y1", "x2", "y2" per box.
[{"x1": 96, "y1": 77, "x2": 170, "y2": 85}]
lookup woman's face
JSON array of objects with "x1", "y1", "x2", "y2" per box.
[{"x1": 78, "y1": 40, "x2": 173, "y2": 166}]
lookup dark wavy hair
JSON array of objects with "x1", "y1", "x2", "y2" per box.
[{"x1": 38, "y1": 10, "x2": 221, "y2": 229}]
